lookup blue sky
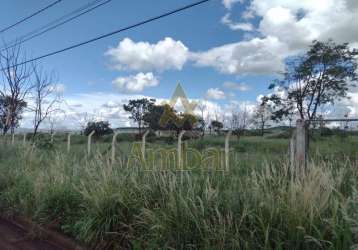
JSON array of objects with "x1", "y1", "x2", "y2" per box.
[{"x1": 1, "y1": 0, "x2": 358, "y2": 129}]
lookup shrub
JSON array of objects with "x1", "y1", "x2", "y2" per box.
[{"x1": 84, "y1": 121, "x2": 113, "y2": 137}]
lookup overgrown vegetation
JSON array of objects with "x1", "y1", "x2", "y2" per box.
[{"x1": 0, "y1": 135, "x2": 357, "y2": 249}]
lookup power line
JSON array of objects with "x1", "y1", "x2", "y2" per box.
[
  {"x1": 0, "y1": 0, "x2": 63, "y2": 34},
  {"x1": 1, "y1": 0, "x2": 211, "y2": 71},
  {"x1": 2, "y1": 0, "x2": 108, "y2": 51}
]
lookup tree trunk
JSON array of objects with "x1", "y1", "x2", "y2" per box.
[{"x1": 33, "y1": 124, "x2": 40, "y2": 139}]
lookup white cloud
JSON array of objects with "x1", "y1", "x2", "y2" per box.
[
  {"x1": 113, "y1": 72, "x2": 159, "y2": 93},
  {"x1": 193, "y1": 36, "x2": 289, "y2": 75},
  {"x1": 106, "y1": 37, "x2": 189, "y2": 72},
  {"x1": 222, "y1": 0, "x2": 243, "y2": 9},
  {"x1": 212, "y1": 0, "x2": 358, "y2": 75},
  {"x1": 223, "y1": 81, "x2": 250, "y2": 91},
  {"x1": 252, "y1": 0, "x2": 358, "y2": 50},
  {"x1": 206, "y1": 88, "x2": 226, "y2": 100},
  {"x1": 221, "y1": 13, "x2": 254, "y2": 31}
]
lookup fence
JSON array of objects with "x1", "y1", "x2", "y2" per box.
[{"x1": 0, "y1": 129, "x2": 233, "y2": 171}]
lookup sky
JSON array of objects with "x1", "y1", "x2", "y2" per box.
[{"x1": 1, "y1": 0, "x2": 358, "y2": 130}]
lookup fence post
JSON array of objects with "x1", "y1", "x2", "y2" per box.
[
  {"x1": 87, "y1": 130, "x2": 95, "y2": 156},
  {"x1": 142, "y1": 130, "x2": 149, "y2": 161},
  {"x1": 289, "y1": 133, "x2": 295, "y2": 168},
  {"x1": 111, "y1": 132, "x2": 120, "y2": 163},
  {"x1": 225, "y1": 130, "x2": 232, "y2": 171},
  {"x1": 23, "y1": 133, "x2": 26, "y2": 146},
  {"x1": 67, "y1": 133, "x2": 72, "y2": 153},
  {"x1": 178, "y1": 130, "x2": 185, "y2": 169},
  {"x1": 295, "y1": 119, "x2": 307, "y2": 170},
  {"x1": 11, "y1": 133, "x2": 15, "y2": 145},
  {"x1": 51, "y1": 132, "x2": 56, "y2": 143}
]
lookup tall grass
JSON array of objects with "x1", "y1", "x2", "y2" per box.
[{"x1": 0, "y1": 143, "x2": 357, "y2": 249}]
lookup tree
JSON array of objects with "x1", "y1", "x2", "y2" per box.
[
  {"x1": 266, "y1": 40, "x2": 357, "y2": 123},
  {"x1": 143, "y1": 104, "x2": 198, "y2": 137},
  {"x1": 231, "y1": 104, "x2": 251, "y2": 140},
  {"x1": 143, "y1": 104, "x2": 168, "y2": 131},
  {"x1": 30, "y1": 65, "x2": 61, "y2": 138},
  {"x1": 197, "y1": 101, "x2": 207, "y2": 137},
  {"x1": 0, "y1": 43, "x2": 33, "y2": 134},
  {"x1": 0, "y1": 95, "x2": 27, "y2": 133},
  {"x1": 123, "y1": 98, "x2": 155, "y2": 135},
  {"x1": 175, "y1": 113, "x2": 198, "y2": 133},
  {"x1": 253, "y1": 100, "x2": 271, "y2": 136},
  {"x1": 46, "y1": 108, "x2": 66, "y2": 134},
  {"x1": 210, "y1": 120, "x2": 223, "y2": 134},
  {"x1": 84, "y1": 121, "x2": 113, "y2": 136}
]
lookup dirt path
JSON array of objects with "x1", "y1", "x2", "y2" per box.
[{"x1": 0, "y1": 218, "x2": 83, "y2": 250}]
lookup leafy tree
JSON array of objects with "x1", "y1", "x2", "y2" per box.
[
  {"x1": 144, "y1": 104, "x2": 198, "y2": 136},
  {"x1": 84, "y1": 121, "x2": 113, "y2": 136},
  {"x1": 144, "y1": 104, "x2": 169, "y2": 131},
  {"x1": 210, "y1": 120, "x2": 223, "y2": 133},
  {"x1": 176, "y1": 113, "x2": 198, "y2": 132},
  {"x1": 123, "y1": 98, "x2": 155, "y2": 135},
  {"x1": 0, "y1": 95, "x2": 27, "y2": 134},
  {"x1": 253, "y1": 100, "x2": 272, "y2": 136},
  {"x1": 265, "y1": 40, "x2": 357, "y2": 123}
]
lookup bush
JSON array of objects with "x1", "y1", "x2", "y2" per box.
[
  {"x1": 84, "y1": 121, "x2": 113, "y2": 137},
  {"x1": 318, "y1": 127, "x2": 333, "y2": 136}
]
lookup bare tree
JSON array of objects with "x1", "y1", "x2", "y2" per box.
[
  {"x1": 0, "y1": 43, "x2": 33, "y2": 134},
  {"x1": 46, "y1": 108, "x2": 66, "y2": 134},
  {"x1": 231, "y1": 104, "x2": 251, "y2": 141},
  {"x1": 253, "y1": 101, "x2": 271, "y2": 136},
  {"x1": 30, "y1": 64, "x2": 62, "y2": 138}
]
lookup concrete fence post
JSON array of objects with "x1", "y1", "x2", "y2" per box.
[
  {"x1": 23, "y1": 133, "x2": 26, "y2": 146},
  {"x1": 142, "y1": 130, "x2": 149, "y2": 161},
  {"x1": 111, "y1": 132, "x2": 120, "y2": 163},
  {"x1": 177, "y1": 130, "x2": 186, "y2": 169},
  {"x1": 295, "y1": 119, "x2": 307, "y2": 170},
  {"x1": 289, "y1": 134, "x2": 295, "y2": 168},
  {"x1": 225, "y1": 130, "x2": 232, "y2": 171},
  {"x1": 67, "y1": 133, "x2": 72, "y2": 153},
  {"x1": 51, "y1": 132, "x2": 56, "y2": 143},
  {"x1": 87, "y1": 130, "x2": 95, "y2": 156},
  {"x1": 11, "y1": 133, "x2": 15, "y2": 145}
]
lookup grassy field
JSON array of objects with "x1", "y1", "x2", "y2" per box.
[{"x1": 0, "y1": 133, "x2": 358, "y2": 249}]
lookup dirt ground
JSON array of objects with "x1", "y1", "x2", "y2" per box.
[{"x1": 0, "y1": 218, "x2": 83, "y2": 250}]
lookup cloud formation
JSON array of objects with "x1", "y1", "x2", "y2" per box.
[
  {"x1": 222, "y1": 0, "x2": 243, "y2": 9},
  {"x1": 193, "y1": 36, "x2": 288, "y2": 75},
  {"x1": 113, "y1": 72, "x2": 159, "y2": 93},
  {"x1": 221, "y1": 13, "x2": 254, "y2": 31},
  {"x1": 212, "y1": 0, "x2": 358, "y2": 75},
  {"x1": 223, "y1": 81, "x2": 250, "y2": 91},
  {"x1": 206, "y1": 88, "x2": 226, "y2": 100},
  {"x1": 106, "y1": 37, "x2": 189, "y2": 72}
]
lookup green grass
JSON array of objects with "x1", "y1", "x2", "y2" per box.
[{"x1": 0, "y1": 134, "x2": 358, "y2": 249}]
